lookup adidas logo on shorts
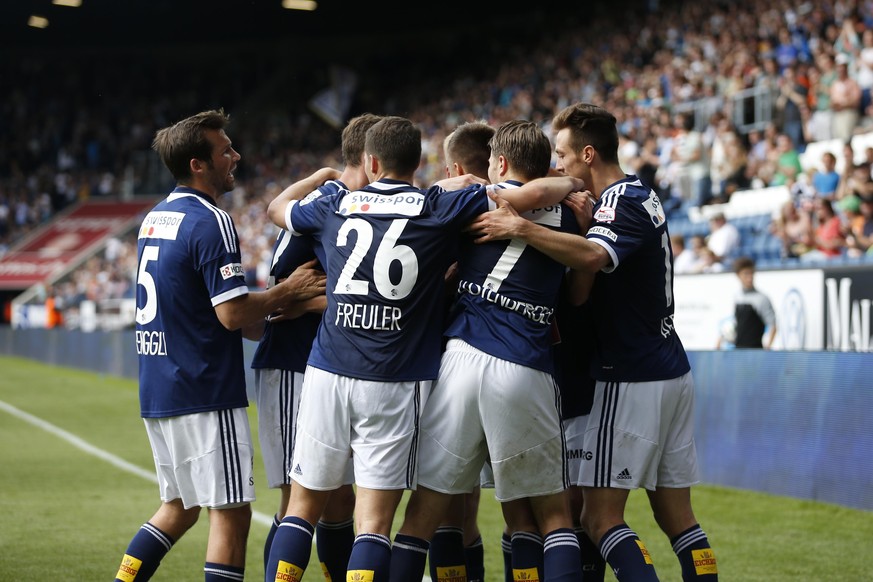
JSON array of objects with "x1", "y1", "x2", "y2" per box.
[
  {"x1": 616, "y1": 468, "x2": 632, "y2": 480},
  {"x1": 293, "y1": 464, "x2": 302, "y2": 476}
]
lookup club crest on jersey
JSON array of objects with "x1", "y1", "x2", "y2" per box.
[
  {"x1": 139, "y1": 211, "x2": 184, "y2": 240},
  {"x1": 594, "y1": 207, "x2": 616, "y2": 223},
  {"x1": 220, "y1": 262, "x2": 244, "y2": 279},
  {"x1": 338, "y1": 192, "x2": 424, "y2": 216}
]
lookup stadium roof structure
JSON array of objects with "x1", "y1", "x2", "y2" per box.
[{"x1": 2, "y1": 0, "x2": 546, "y2": 50}]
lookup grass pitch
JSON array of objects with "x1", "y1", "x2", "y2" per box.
[{"x1": 1, "y1": 355, "x2": 871, "y2": 581}]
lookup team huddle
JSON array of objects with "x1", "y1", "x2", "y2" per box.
[{"x1": 115, "y1": 104, "x2": 719, "y2": 582}]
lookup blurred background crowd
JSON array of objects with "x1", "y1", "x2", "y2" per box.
[{"x1": 5, "y1": 0, "x2": 873, "y2": 327}]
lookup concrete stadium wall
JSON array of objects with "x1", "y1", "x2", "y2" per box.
[{"x1": 1, "y1": 327, "x2": 871, "y2": 511}]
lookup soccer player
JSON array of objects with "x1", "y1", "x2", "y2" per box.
[
  {"x1": 250, "y1": 113, "x2": 383, "y2": 580},
  {"x1": 553, "y1": 289, "x2": 606, "y2": 580},
  {"x1": 263, "y1": 115, "x2": 584, "y2": 582},
  {"x1": 114, "y1": 109, "x2": 326, "y2": 582},
  {"x1": 427, "y1": 120, "x2": 495, "y2": 582},
  {"x1": 470, "y1": 102, "x2": 719, "y2": 581},
  {"x1": 389, "y1": 119, "x2": 584, "y2": 582}
]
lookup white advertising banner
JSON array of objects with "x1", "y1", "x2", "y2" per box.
[{"x1": 674, "y1": 269, "x2": 825, "y2": 351}]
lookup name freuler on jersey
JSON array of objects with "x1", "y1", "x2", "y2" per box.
[{"x1": 457, "y1": 280, "x2": 554, "y2": 325}]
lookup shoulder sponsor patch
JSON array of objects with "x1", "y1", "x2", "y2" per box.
[
  {"x1": 220, "y1": 262, "x2": 245, "y2": 280},
  {"x1": 643, "y1": 191, "x2": 666, "y2": 226},
  {"x1": 588, "y1": 225, "x2": 617, "y2": 242},
  {"x1": 594, "y1": 207, "x2": 616, "y2": 223},
  {"x1": 139, "y1": 211, "x2": 184, "y2": 240},
  {"x1": 338, "y1": 191, "x2": 424, "y2": 216},
  {"x1": 298, "y1": 189, "x2": 324, "y2": 206}
]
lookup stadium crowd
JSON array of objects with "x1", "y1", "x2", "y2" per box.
[{"x1": 5, "y1": 0, "x2": 873, "y2": 326}]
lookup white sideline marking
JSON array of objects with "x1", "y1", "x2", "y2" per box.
[
  {"x1": 1, "y1": 398, "x2": 435, "y2": 580},
  {"x1": 0, "y1": 399, "x2": 273, "y2": 527}
]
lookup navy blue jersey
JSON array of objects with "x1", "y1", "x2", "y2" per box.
[
  {"x1": 135, "y1": 187, "x2": 249, "y2": 418},
  {"x1": 585, "y1": 176, "x2": 690, "y2": 382},
  {"x1": 285, "y1": 178, "x2": 494, "y2": 381},
  {"x1": 445, "y1": 181, "x2": 579, "y2": 373},
  {"x1": 553, "y1": 279, "x2": 596, "y2": 420},
  {"x1": 250, "y1": 181, "x2": 345, "y2": 372}
]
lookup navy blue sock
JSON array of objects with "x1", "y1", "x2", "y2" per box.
[
  {"x1": 543, "y1": 528, "x2": 582, "y2": 581},
  {"x1": 465, "y1": 535, "x2": 485, "y2": 582},
  {"x1": 388, "y1": 533, "x2": 429, "y2": 582},
  {"x1": 599, "y1": 524, "x2": 659, "y2": 582},
  {"x1": 576, "y1": 526, "x2": 606, "y2": 581},
  {"x1": 348, "y1": 533, "x2": 392, "y2": 582},
  {"x1": 265, "y1": 516, "x2": 314, "y2": 582},
  {"x1": 511, "y1": 530, "x2": 544, "y2": 581},
  {"x1": 428, "y1": 526, "x2": 466, "y2": 582},
  {"x1": 204, "y1": 562, "x2": 244, "y2": 581},
  {"x1": 263, "y1": 514, "x2": 281, "y2": 572},
  {"x1": 114, "y1": 522, "x2": 174, "y2": 582},
  {"x1": 671, "y1": 524, "x2": 718, "y2": 580},
  {"x1": 316, "y1": 518, "x2": 355, "y2": 581},
  {"x1": 501, "y1": 532, "x2": 513, "y2": 582}
]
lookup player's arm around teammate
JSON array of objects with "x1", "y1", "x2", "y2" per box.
[
  {"x1": 115, "y1": 109, "x2": 328, "y2": 582},
  {"x1": 470, "y1": 103, "x2": 718, "y2": 582}
]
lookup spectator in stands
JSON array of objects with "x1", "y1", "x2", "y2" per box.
[
  {"x1": 846, "y1": 194, "x2": 873, "y2": 256},
  {"x1": 709, "y1": 116, "x2": 749, "y2": 204},
  {"x1": 775, "y1": 63, "x2": 809, "y2": 153},
  {"x1": 717, "y1": 257, "x2": 777, "y2": 350},
  {"x1": 858, "y1": 29, "x2": 873, "y2": 117},
  {"x1": 771, "y1": 199, "x2": 813, "y2": 260},
  {"x1": 801, "y1": 198, "x2": 847, "y2": 262},
  {"x1": 808, "y1": 53, "x2": 836, "y2": 142},
  {"x1": 839, "y1": 194, "x2": 865, "y2": 249},
  {"x1": 811, "y1": 151, "x2": 841, "y2": 200},
  {"x1": 769, "y1": 133, "x2": 804, "y2": 187},
  {"x1": 830, "y1": 54, "x2": 862, "y2": 143},
  {"x1": 706, "y1": 211, "x2": 741, "y2": 266},
  {"x1": 670, "y1": 111, "x2": 711, "y2": 208},
  {"x1": 696, "y1": 246, "x2": 726, "y2": 273},
  {"x1": 671, "y1": 234, "x2": 703, "y2": 275},
  {"x1": 746, "y1": 123, "x2": 779, "y2": 188},
  {"x1": 44, "y1": 285, "x2": 64, "y2": 329},
  {"x1": 837, "y1": 161, "x2": 873, "y2": 203}
]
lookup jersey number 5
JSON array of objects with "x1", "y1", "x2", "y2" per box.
[{"x1": 136, "y1": 245, "x2": 159, "y2": 325}]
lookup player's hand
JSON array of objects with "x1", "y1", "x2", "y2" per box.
[
  {"x1": 467, "y1": 190, "x2": 525, "y2": 243},
  {"x1": 279, "y1": 258, "x2": 326, "y2": 301},
  {"x1": 433, "y1": 173, "x2": 488, "y2": 191},
  {"x1": 267, "y1": 303, "x2": 306, "y2": 322},
  {"x1": 564, "y1": 190, "x2": 594, "y2": 233}
]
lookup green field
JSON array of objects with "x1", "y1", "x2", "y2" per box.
[{"x1": 1, "y1": 354, "x2": 871, "y2": 581}]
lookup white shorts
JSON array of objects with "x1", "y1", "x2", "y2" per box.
[
  {"x1": 563, "y1": 414, "x2": 592, "y2": 487},
  {"x1": 291, "y1": 365, "x2": 430, "y2": 491},
  {"x1": 417, "y1": 339, "x2": 568, "y2": 502},
  {"x1": 581, "y1": 372, "x2": 700, "y2": 491},
  {"x1": 255, "y1": 369, "x2": 354, "y2": 489},
  {"x1": 144, "y1": 408, "x2": 255, "y2": 509}
]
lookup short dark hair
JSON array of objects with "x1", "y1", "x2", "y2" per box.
[
  {"x1": 551, "y1": 102, "x2": 619, "y2": 164},
  {"x1": 489, "y1": 119, "x2": 552, "y2": 180},
  {"x1": 341, "y1": 113, "x2": 383, "y2": 167},
  {"x1": 733, "y1": 256, "x2": 756, "y2": 273},
  {"x1": 445, "y1": 121, "x2": 494, "y2": 179},
  {"x1": 152, "y1": 109, "x2": 229, "y2": 181},
  {"x1": 365, "y1": 116, "x2": 422, "y2": 175}
]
